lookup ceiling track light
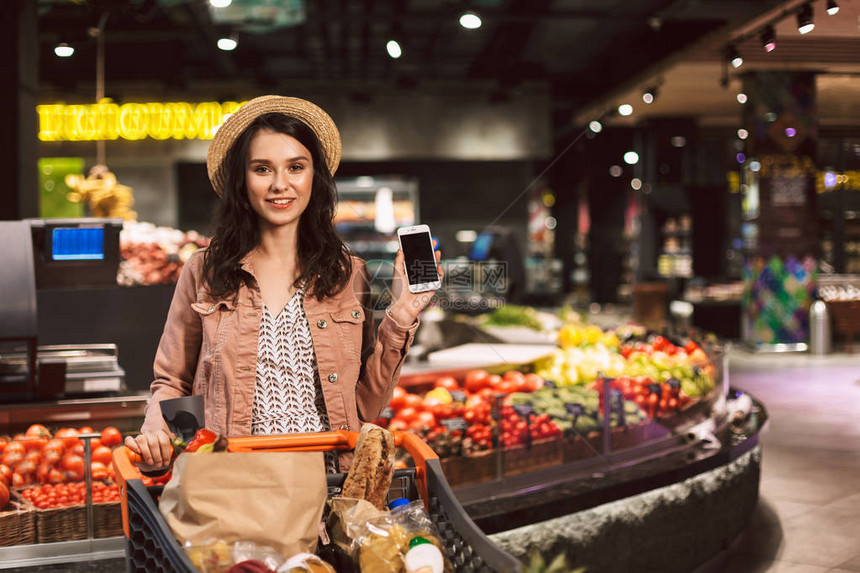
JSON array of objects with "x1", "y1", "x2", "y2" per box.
[
  {"x1": 459, "y1": 11, "x2": 482, "y2": 29},
  {"x1": 217, "y1": 33, "x2": 238, "y2": 51},
  {"x1": 760, "y1": 25, "x2": 776, "y2": 52},
  {"x1": 642, "y1": 85, "x2": 658, "y2": 104},
  {"x1": 797, "y1": 3, "x2": 814, "y2": 34},
  {"x1": 386, "y1": 39, "x2": 402, "y2": 59},
  {"x1": 826, "y1": 0, "x2": 839, "y2": 16},
  {"x1": 726, "y1": 45, "x2": 743, "y2": 68},
  {"x1": 54, "y1": 42, "x2": 74, "y2": 57}
]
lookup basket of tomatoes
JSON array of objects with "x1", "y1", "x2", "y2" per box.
[
  {"x1": 0, "y1": 480, "x2": 36, "y2": 547},
  {"x1": 0, "y1": 423, "x2": 127, "y2": 544},
  {"x1": 17, "y1": 480, "x2": 123, "y2": 542}
]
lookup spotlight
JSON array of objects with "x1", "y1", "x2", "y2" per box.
[
  {"x1": 217, "y1": 35, "x2": 238, "y2": 51},
  {"x1": 737, "y1": 93, "x2": 748, "y2": 104},
  {"x1": 727, "y1": 45, "x2": 743, "y2": 68},
  {"x1": 459, "y1": 12, "x2": 482, "y2": 29},
  {"x1": 797, "y1": 3, "x2": 814, "y2": 34},
  {"x1": 386, "y1": 39, "x2": 402, "y2": 59},
  {"x1": 589, "y1": 120, "x2": 603, "y2": 133},
  {"x1": 210, "y1": 0, "x2": 232, "y2": 7},
  {"x1": 826, "y1": 0, "x2": 839, "y2": 16},
  {"x1": 642, "y1": 86, "x2": 658, "y2": 104},
  {"x1": 760, "y1": 25, "x2": 776, "y2": 52},
  {"x1": 54, "y1": 42, "x2": 74, "y2": 57},
  {"x1": 624, "y1": 151, "x2": 639, "y2": 165},
  {"x1": 618, "y1": 104, "x2": 633, "y2": 116}
]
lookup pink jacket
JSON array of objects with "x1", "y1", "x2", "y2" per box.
[{"x1": 141, "y1": 250, "x2": 418, "y2": 468}]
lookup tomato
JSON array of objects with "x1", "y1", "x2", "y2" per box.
[
  {"x1": 433, "y1": 376, "x2": 459, "y2": 392},
  {"x1": 485, "y1": 374, "x2": 503, "y2": 391},
  {"x1": 90, "y1": 462, "x2": 109, "y2": 481},
  {"x1": 3, "y1": 442, "x2": 25, "y2": 457},
  {"x1": 61, "y1": 454, "x2": 85, "y2": 480},
  {"x1": 25, "y1": 424, "x2": 51, "y2": 439},
  {"x1": 389, "y1": 386, "x2": 407, "y2": 410},
  {"x1": 78, "y1": 426, "x2": 94, "y2": 435},
  {"x1": 0, "y1": 482, "x2": 9, "y2": 509},
  {"x1": 68, "y1": 442, "x2": 84, "y2": 457},
  {"x1": 410, "y1": 411, "x2": 436, "y2": 431},
  {"x1": 2, "y1": 451, "x2": 24, "y2": 468},
  {"x1": 54, "y1": 428, "x2": 80, "y2": 448},
  {"x1": 388, "y1": 419, "x2": 409, "y2": 432},
  {"x1": 0, "y1": 436, "x2": 8, "y2": 454},
  {"x1": 464, "y1": 369, "x2": 490, "y2": 394},
  {"x1": 395, "y1": 406, "x2": 418, "y2": 424},
  {"x1": 402, "y1": 393, "x2": 424, "y2": 410},
  {"x1": 91, "y1": 446, "x2": 113, "y2": 466},
  {"x1": 0, "y1": 464, "x2": 11, "y2": 487},
  {"x1": 497, "y1": 380, "x2": 520, "y2": 394},
  {"x1": 523, "y1": 373, "x2": 545, "y2": 393},
  {"x1": 99, "y1": 427, "x2": 122, "y2": 448}
]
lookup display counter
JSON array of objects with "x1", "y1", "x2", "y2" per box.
[{"x1": 0, "y1": 317, "x2": 764, "y2": 573}]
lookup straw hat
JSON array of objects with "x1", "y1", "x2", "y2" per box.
[{"x1": 206, "y1": 95, "x2": 342, "y2": 196}]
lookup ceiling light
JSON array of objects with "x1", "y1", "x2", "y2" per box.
[
  {"x1": 217, "y1": 35, "x2": 238, "y2": 51},
  {"x1": 54, "y1": 43, "x2": 74, "y2": 57},
  {"x1": 589, "y1": 120, "x2": 603, "y2": 133},
  {"x1": 760, "y1": 25, "x2": 776, "y2": 52},
  {"x1": 618, "y1": 104, "x2": 633, "y2": 116},
  {"x1": 630, "y1": 178, "x2": 642, "y2": 190},
  {"x1": 386, "y1": 40, "x2": 402, "y2": 59},
  {"x1": 459, "y1": 12, "x2": 482, "y2": 29},
  {"x1": 737, "y1": 93, "x2": 748, "y2": 104},
  {"x1": 797, "y1": 4, "x2": 814, "y2": 34},
  {"x1": 738, "y1": 128, "x2": 749, "y2": 139},
  {"x1": 609, "y1": 165, "x2": 622, "y2": 177},
  {"x1": 642, "y1": 86, "x2": 658, "y2": 104},
  {"x1": 826, "y1": 0, "x2": 839, "y2": 16},
  {"x1": 670, "y1": 136, "x2": 686, "y2": 148},
  {"x1": 210, "y1": 0, "x2": 232, "y2": 7},
  {"x1": 727, "y1": 45, "x2": 743, "y2": 68},
  {"x1": 624, "y1": 151, "x2": 639, "y2": 165}
]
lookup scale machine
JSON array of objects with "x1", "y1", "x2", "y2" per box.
[{"x1": 0, "y1": 218, "x2": 127, "y2": 402}]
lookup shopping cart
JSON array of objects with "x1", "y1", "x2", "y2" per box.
[{"x1": 112, "y1": 430, "x2": 523, "y2": 572}]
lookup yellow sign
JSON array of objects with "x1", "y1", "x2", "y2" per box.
[{"x1": 37, "y1": 99, "x2": 245, "y2": 142}]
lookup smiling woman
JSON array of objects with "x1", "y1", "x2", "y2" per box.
[{"x1": 124, "y1": 96, "x2": 443, "y2": 474}]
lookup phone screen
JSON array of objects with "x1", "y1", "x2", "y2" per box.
[{"x1": 400, "y1": 231, "x2": 439, "y2": 285}]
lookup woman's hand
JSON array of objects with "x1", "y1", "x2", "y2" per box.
[
  {"x1": 388, "y1": 243, "x2": 444, "y2": 326},
  {"x1": 124, "y1": 430, "x2": 174, "y2": 472}
]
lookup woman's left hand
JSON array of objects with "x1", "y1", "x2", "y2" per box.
[{"x1": 388, "y1": 243, "x2": 444, "y2": 327}]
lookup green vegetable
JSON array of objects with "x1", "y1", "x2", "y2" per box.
[{"x1": 481, "y1": 304, "x2": 543, "y2": 330}]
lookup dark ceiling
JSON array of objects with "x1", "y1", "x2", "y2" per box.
[{"x1": 37, "y1": 0, "x2": 788, "y2": 124}]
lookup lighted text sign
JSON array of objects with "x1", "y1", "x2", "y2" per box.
[{"x1": 36, "y1": 99, "x2": 245, "y2": 142}]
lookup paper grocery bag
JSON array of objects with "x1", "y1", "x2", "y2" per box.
[{"x1": 158, "y1": 451, "x2": 327, "y2": 557}]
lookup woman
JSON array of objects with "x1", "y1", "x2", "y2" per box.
[{"x1": 125, "y1": 96, "x2": 441, "y2": 471}]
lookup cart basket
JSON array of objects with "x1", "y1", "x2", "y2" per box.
[{"x1": 112, "y1": 430, "x2": 522, "y2": 573}]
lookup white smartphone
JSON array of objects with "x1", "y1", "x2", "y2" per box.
[{"x1": 397, "y1": 224, "x2": 441, "y2": 293}]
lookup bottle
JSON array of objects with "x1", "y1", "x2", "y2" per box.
[
  {"x1": 404, "y1": 536, "x2": 444, "y2": 573},
  {"x1": 388, "y1": 497, "x2": 411, "y2": 511}
]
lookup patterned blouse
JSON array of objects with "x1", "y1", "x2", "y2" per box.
[{"x1": 251, "y1": 289, "x2": 337, "y2": 472}]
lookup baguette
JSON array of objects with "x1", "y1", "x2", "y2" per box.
[{"x1": 341, "y1": 424, "x2": 395, "y2": 509}]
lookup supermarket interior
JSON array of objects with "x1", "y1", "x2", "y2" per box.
[{"x1": 1, "y1": 0, "x2": 860, "y2": 572}]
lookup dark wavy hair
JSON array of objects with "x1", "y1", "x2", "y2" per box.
[{"x1": 202, "y1": 113, "x2": 352, "y2": 301}]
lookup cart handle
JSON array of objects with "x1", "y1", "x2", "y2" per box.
[{"x1": 112, "y1": 429, "x2": 440, "y2": 531}]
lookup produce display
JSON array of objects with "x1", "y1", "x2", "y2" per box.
[
  {"x1": 0, "y1": 424, "x2": 123, "y2": 488},
  {"x1": 117, "y1": 220, "x2": 210, "y2": 286},
  {"x1": 18, "y1": 481, "x2": 120, "y2": 510}
]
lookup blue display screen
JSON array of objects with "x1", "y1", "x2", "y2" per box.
[
  {"x1": 470, "y1": 232, "x2": 494, "y2": 262},
  {"x1": 51, "y1": 227, "x2": 105, "y2": 260}
]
